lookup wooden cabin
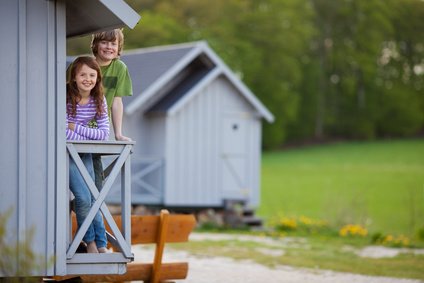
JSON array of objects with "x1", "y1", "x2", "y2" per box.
[
  {"x1": 106, "y1": 42, "x2": 274, "y2": 212},
  {"x1": 0, "y1": 0, "x2": 140, "y2": 278}
]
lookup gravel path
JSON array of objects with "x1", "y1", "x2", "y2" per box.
[
  {"x1": 131, "y1": 233, "x2": 424, "y2": 283},
  {"x1": 185, "y1": 255, "x2": 422, "y2": 283}
]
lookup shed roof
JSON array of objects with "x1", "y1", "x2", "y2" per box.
[
  {"x1": 66, "y1": 0, "x2": 140, "y2": 38},
  {"x1": 121, "y1": 41, "x2": 274, "y2": 122}
]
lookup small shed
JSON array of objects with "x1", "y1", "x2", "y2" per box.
[
  {"x1": 109, "y1": 42, "x2": 274, "y2": 210},
  {"x1": 0, "y1": 0, "x2": 139, "y2": 277}
]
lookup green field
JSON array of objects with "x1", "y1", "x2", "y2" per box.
[{"x1": 258, "y1": 139, "x2": 424, "y2": 237}]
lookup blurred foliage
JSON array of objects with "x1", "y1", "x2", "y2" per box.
[
  {"x1": 68, "y1": 0, "x2": 424, "y2": 148},
  {"x1": 0, "y1": 209, "x2": 47, "y2": 282},
  {"x1": 371, "y1": 232, "x2": 411, "y2": 248},
  {"x1": 270, "y1": 214, "x2": 417, "y2": 248}
]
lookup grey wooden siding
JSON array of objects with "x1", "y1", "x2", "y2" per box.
[
  {"x1": 218, "y1": 77, "x2": 262, "y2": 207},
  {"x1": 0, "y1": 0, "x2": 66, "y2": 276},
  {"x1": 165, "y1": 76, "x2": 260, "y2": 206},
  {"x1": 1, "y1": 0, "x2": 140, "y2": 277},
  {"x1": 113, "y1": 42, "x2": 272, "y2": 209}
]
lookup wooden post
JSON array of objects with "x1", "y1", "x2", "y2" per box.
[{"x1": 151, "y1": 210, "x2": 170, "y2": 283}]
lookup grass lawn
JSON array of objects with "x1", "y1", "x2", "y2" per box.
[
  {"x1": 174, "y1": 232, "x2": 424, "y2": 280},
  {"x1": 257, "y1": 139, "x2": 424, "y2": 237}
]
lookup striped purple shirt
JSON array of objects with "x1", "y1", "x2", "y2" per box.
[{"x1": 66, "y1": 97, "x2": 110, "y2": 140}]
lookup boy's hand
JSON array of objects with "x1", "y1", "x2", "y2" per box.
[{"x1": 115, "y1": 134, "x2": 132, "y2": 142}]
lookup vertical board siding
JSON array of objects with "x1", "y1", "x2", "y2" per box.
[
  {"x1": 26, "y1": 0, "x2": 59, "y2": 275},
  {"x1": 146, "y1": 115, "x2": 166, "y2": 155},
  {"x1": 166, "y1": 79, "x2": 223, "y2": 206},
  {"x1": 47, "y1": 1, "x2": 57, "y2": 275},
  {"x1": 248, "y1": 120, "x2": 261, "y2": 207},
  {"x1": 127, "y1": 62, "x2": 267, "y2": 208},
  {"x1": 17, "y1": 0, "x2": 28, "y2": 261},
  {"x1": 220, "y1": 77, "x2": 255, "y2": 113},
  {"x1": 26, "y1": 1, "x2": 48, "y2": 262},
  {"x1": 126, "y1": 112, "x2": 148, "y2": 154},
  {"x1": 0, "y1": 0, "x2": 62, "y2": 276},
  {"x1": 55, "y1": 0, "x2": 67, "y2": 275},
  {"x1": 217, "y1": 77, "x2": 256, "y2": 201},
  {"x1": 165, "y1": 75, "x2": 260, "y2": 206},
  {"x1": 0, "y1": 0, "x2": 20, "y2": 254}
]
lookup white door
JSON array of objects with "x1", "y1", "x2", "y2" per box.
[{"x1": 221, "y1": 114, "x2": 250, "y2": 200}]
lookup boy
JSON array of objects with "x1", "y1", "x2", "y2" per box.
[{"x1": 90, "y1": 29, "x2": 133, "y2": 189}]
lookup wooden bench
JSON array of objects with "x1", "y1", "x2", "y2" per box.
[{"x1": 54, "y1": 209, "x2": 196, "y2": 283}]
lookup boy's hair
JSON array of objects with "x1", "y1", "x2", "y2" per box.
[
  {"x1": 91, "y1": 29, "x2": 124, "y2": 57},
  {"x1": 67, "y1": 56, "x2": 105, "y2": 118}
]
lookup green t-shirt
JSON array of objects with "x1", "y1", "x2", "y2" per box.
[{"x1": 100, "y1": 59, "x2": 133, "y2": 117}]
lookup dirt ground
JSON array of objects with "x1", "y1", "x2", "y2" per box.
[{"x1": 131, "y1": 232, "x2": 424, "y2": 283}]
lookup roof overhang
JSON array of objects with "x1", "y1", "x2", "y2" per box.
[{"x1": 66, "y1": 0, "x2": 141, "y2": 38}]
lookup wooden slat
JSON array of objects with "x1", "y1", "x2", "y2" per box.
[
  {"x1": 52, "y1": 262, "x2": 188, "y2": 282},
  {"x1": 72, "y1": 213, "x2": 196, "y2": 245},
  {"x1": 109, "y1": 214, "x2": 196, "y2": 244},
  {"x1": 164, "y1": 214, "x2": 196, "y2": 243},
  {"x1": 68, "y1": 210, "x2": 196, "y2": 282}
]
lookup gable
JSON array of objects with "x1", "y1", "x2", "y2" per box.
[
  {"x1": 215, "y1": 77, "x2": 256, "y2": 113},
  {"x1": 145, "y1": 57, "x2": 213, "y2": 113},
  {"x1": 122, "y1": 41, "x2": 274, "y2": 122}
]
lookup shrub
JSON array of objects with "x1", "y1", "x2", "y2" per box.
[
  {"x1": 339, "y1": 224, "x2": 368, "y2": 237},
  {"x1": 0, "y1": 209, "x2": 47, "y2": 281},
  {"x1": 416, "y1": 226, "x2": 424, "y2": 241},
  {"x1": 275, "y1": 215, "x2": 330, "y2": 234},
  {"x1": 371, "y1": 232, "x2": 411, "y2": 248}
]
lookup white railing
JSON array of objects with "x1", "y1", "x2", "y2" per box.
[{"x1": 65, "y1": 140, "x2": 135, "y2": 275}]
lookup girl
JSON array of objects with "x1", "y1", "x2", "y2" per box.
[{"x1": 67, "y1": 56, "x2": 109, "y2": 253}]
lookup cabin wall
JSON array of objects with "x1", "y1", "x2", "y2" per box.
[
  {"x1": 124, "y1": 112, "x2": 148, "y2": 154},
  {"x1": 217, "y1": 77, "x2": 262, "y2": 207},
  {"x1": 0, "y1": 0, "x2": 20, "y2": 238},
  {"x1": 118, "y1": 111, "x2": 166, "y2": 204},
  {"x1": 165, "y1": 76, "x2": 261, "y2": 207},
  {"x1": 144, "y1": 115, "x2": 167, "y2": 156},
  {"x1": 0, "y1": 0, "x2": 66, "y2": 276},
  {"x1": 165, "y1": 78, "x2": 221, "y2": 206},
  {"x1": 124, "y1": 112, "x2": 167, "y2": 157},
  {"x1": 247, "y1": 118, "x2": 262, "y2": 207}
]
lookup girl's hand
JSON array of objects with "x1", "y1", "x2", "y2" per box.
[{"x1": 68, "y1": 123, "x2": 75, "y2": 131}]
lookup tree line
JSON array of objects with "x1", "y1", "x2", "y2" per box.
[{"x1": 68, "y1": 0, "x2": 424, "y2": 149}]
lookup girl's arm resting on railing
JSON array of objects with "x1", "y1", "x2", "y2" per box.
[
  {"x1": 72, "y1": 100, "x2": 110, "y2": 140},
  {"x1": 66, "y1": 128, "x2": 88, "y2": 140},
  {"x1": 73, "y1": 122, "x2": 109, "y2": 140}
]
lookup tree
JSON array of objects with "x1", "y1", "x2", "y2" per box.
[
  {"x1": 234, "y1": 0, "x2": 315, "y2": 148},
  {"x1": 375, "y1": 0, "x2": 424, "y2": 136},
  {"x1": 67, "y1": 0, "x2": 424, "y2": 147},
  {"x1": 305, "y1": 0, "x2": 394, "y2": 140}
]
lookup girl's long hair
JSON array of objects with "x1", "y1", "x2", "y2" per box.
[{"x1": 67, "y1": 56, "x2": 105, "y2": 118}]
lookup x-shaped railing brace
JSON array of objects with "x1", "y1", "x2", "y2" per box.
[{"x1": 66, "y1": 141, "x2": 134, "y2": 260}]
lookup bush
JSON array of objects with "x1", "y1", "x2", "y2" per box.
[
  {"x1": 371, "y1": 232, "x2": 410, "y2": 248},
  {"x1": 339, "y1": 224, "x2": 368, "y2": 237},
  {"x1": 274, "y1": 215, "x2": 330, "y2": 234},
  {"x1": 0, "y1": 209, "x2": 46, "y2": 281},
  {"x1": 416, "y1": 226, "x2": 424, "y2": 241}
]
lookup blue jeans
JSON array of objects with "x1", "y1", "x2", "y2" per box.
[
  {"x1": 69, "y1": 153, "x2": 107, "y2": 248},
  {"x1": 92, "y1": 154, "x2": 104, "y2": 190}
]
